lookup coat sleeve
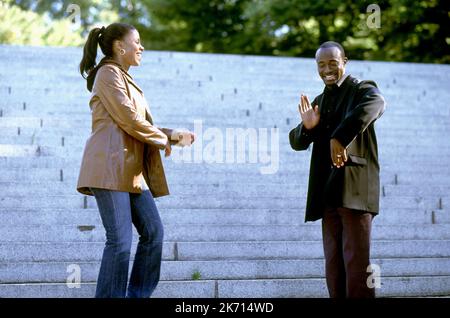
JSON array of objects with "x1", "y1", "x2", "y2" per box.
[
  {"x1": 331, "y1": 81, "x2": 386, "y2": 148},
  {"x1": 289, "y1": 97, "x2": 319, "y2": 151},
  {"x1": 159, "y1": 127, "x2": 180, "y2": 145},
  {"x1": 289, "y1": 123, "x2": 317, "y2": 151},
  {"x1": 95, "y1": 65, "x2": 168, "y2": 149}
]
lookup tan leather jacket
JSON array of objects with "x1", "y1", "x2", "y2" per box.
[{"x1": 77, "y1": 62, "x2": 170, "y2": 197}]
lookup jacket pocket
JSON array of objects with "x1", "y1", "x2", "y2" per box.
[{"x1": 347, "y1": 154, "x2": 367, "y2": 166}]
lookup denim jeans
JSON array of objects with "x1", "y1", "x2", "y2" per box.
[{"x1": 90, "y1": 188, "x2": 164, "y2": 298}]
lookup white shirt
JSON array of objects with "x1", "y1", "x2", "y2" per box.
[{"x1": 336, "y1": 73, "x2": 349, "y2": 87}]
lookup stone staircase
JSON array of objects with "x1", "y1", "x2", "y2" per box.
[{"x1": 0, "y1": 44, "x2": 449, "y2": 297}]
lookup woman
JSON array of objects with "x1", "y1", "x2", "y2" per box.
[{"x1": 77, "y1": 23, "x2": 194, "y2": 298}]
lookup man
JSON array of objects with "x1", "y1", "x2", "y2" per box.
[{"x1": 289, "y1": 41, "x2": 386, "y2": 298}]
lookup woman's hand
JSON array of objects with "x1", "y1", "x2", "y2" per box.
[
  {"x1": 173, "y1": 130, "x2": 196, "y2": 147},
  {"x1": 189, "y1": 131, "x2": 196, "y2": 145}
]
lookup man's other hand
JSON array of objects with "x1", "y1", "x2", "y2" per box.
[{"x1": 330, "y1": 138, "x2": 347, "y2": 168}]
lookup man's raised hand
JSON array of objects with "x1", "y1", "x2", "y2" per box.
[{"x1": 298, "y1": 94, "x2": 320, "y2": 130}]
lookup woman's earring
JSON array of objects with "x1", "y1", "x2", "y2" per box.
[{"x1": 119, "y1": 49, "x2": 126, "y2": 56}]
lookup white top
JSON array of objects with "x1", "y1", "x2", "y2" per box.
[
  {"x1": 141, "y1": 175, "x2": 149, "y2": 190},
  {"x1": 336, "y1": 73, "x2": 349, "y2": 87}
]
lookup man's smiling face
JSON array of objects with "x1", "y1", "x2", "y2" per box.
[{"x1": 316, "y1": 46, "x2": 347, "y2": 86}]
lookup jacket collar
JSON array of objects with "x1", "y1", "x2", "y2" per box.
[
  {"x1": 336, "y1": 73, "x2": 349, "y2": 87},
  {"x1": 98, "y1": 57, "x2": 144, "y2": 94},
  {"x1": 318, "y1": 75, "x2": 354, "y2": 114}
]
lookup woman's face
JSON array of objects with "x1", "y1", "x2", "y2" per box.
[{"x1": 117, "y1": 29, "x2": 144, "y2": 67}]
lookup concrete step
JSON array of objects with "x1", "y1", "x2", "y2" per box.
[
  {"x1": 0, "y1": 208, "x2": 445, "y2": 226},
  {"x1": 0, "y1": 167, "x2": 448, "y2": 186},
  {"x1": 0, "y1": 165, "x2": 444, "y2": 186},
  {"x1": 1, "y1": 117, "x2": 448, "y2": 133},
  {"x1": 0, "y1": 62, "x2": 443, "y2": 83},
  {"x1": 1, "y1": 73, "x2": 448, "y2": 97},
  {"x1": 383, "y1": 185, "x2": 450, "y2": 197},
  {"x1": 1, "y1": 131, "x2": 447, "y2": 153},
  {"x1": 0, "y1": 170, "x2": 446, "y2": 192},
  {"x1": 0, "y1": 222, "x2": 448, "y2": 242},
  {"x1": 0, "y1": 144, "x2": 39, "y2": 157},
  {"x1": 1, "y1": 239, "x2": 449, "y2": 262},
  {"x1": 1, "y1": 132, "x2": 448, "y2": 151},
  {"x1": 0, "y1": 242, "x2": 175, "y2": 262},
  {"x1": 1, "y1": 154, "x2": 448, "y2": 174},
  {"x1": 1, "y1": 127, "x2": 447, "y2": 145},
  {"x1": 0, "y1": 178, "x2": 421, "y2": 194},
  {"x1": 0, "y1": 194, "x2": 443, "y2": 210},
  {"x1": 1, "y1": 71, "x2": 447, "y2": 94},
  {"x1": 1, "y1": 97, "x2": 449, "y2": 120},
  {"x1": 0, "y1": 281, "x2": 215, "y2": 298},
  {"x1": 0, "y1": 208, "x2": 303, "y2": 226},
  {"x1": 2, "y1": 91, "x2": 447, "y2": 113},
  {"x1": 175, "y1": 240, "x2": 450, "y2": 260},
  {"x1": 0, "y1": 126, "x2": 450, "y2": 143},
  {"x1": 2, "y1": 78, "x2": 447, "y2": 102},
  {"x1": 2, "y1": 54, "x2": 446, "y2": 79},
  {"x1": 1, "y1": 181, "x2": 447, "y2": 202},
  {"x1": 2, "y1": 139, "x2": 449, "y2": 161},
  {"x1": 0, "y1": 156, "x2": 448, "y2": 179},
  {"x1": 1, "y1": 276, "x2": 449, "y2": 298},
  {"x1": 2, "y1": 258, "x2": 450, "y2": 283},
  {"x1": 2, "y1": 99, "x2": 449, "y2": 119},
  {"x1": 0, "y1": 180, "x2": 311, "y2": 194},
  {"x1": 217, "y1": 276, "x2": 450, "y2": 298},
  {"x1": 1, "y1": 144, "x2": 448, "y2": 166},
  {"x1": 0, "y1": 117, "x2": 444, "y2": 137},
  {"x1": 0, "y1": 91, "x2": 446, "y2": 110},
  {"x1": 0, "y1": 180, "x2": 310, "y2": 195},
  {"x1": 6, "y1": 86, "x2": 447, "y2": 104}
]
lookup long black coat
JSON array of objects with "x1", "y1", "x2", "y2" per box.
[{"x1": 289, "y1": 75, "x2": 386, "y2": 222}]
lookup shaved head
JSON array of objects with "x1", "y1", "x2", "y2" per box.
[{"x1": 315, "y1": 41, "x2": 346, "y2": 59}]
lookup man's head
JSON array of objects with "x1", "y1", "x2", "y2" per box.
[{"x1": 315, "y1": 41, "x2": 348, "y2": 86}]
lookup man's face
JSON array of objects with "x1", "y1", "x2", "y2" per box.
[{"x1": 316, "y1": 47, "x2": 347, "y2": 86}]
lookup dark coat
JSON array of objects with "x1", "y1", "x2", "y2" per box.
[{"x1": 289, "y1": 75, "x2": 386, "y2": 222}]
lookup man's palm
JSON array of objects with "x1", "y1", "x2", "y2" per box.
[{"x1": 298, "y1": 94, "x2": 320, "y2": 130}]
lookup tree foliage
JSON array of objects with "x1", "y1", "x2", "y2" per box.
[
  {"x1": 1, "y1": 0, "x2": 448, "y2": 63},
  {"x1": 139, "y1": 0, "x2": 449, "y2": 63},
  {"x1": 0, "y1": 0, "x2": 84, "y2": 46}
]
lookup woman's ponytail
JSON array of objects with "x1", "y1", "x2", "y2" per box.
[
  {"x1": 79, "y1": 23, "x2": 136, "y2": 92},
  {"x1": 79, "y1": 27, "x2": 103, "y2": 81}
]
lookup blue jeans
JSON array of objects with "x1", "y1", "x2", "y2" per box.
[{"x1": 90, "y1": 188, "x2": 164, "y2": 298}]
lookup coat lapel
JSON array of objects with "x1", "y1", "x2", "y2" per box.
[
  {"x1": 113, "y1": 64, "x2": 154, "y2": 123},
  {"x1": 317, "y1": 75, "x2": 354, "y2": 117},
  {"x1": 333, "y1": 76, "x2": 354, "y2": 117},
  {"x1": 145, "y1": 109, "x2": 154, "y2": 125},
  {"x1": 125, "y1": 74, "x2": 144, "y2": 95}
]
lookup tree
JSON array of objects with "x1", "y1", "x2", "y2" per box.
[
  {"x1": 139, "y1": 0, "x2": 251, "y2": 53},
  {"x1": 0, "y1": 0, "x2": 84, "y2": 46},
  {"x1": 374, "y1": 0, "x2": 450, "y2": 63},
  {"x1": 1, "y1": 0, "x2": 448, "y2": 63},
  {"x1": 143, "y1": 0, "x2": 449, "y2": 63}
]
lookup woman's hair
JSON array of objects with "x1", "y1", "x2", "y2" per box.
[{"x1": 79, "y1": 23, "x2": 136, "y2": 91}]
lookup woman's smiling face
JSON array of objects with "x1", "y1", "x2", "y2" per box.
[{"x1": 118, "y1": 28, "x2": 144, "y2": 67}]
